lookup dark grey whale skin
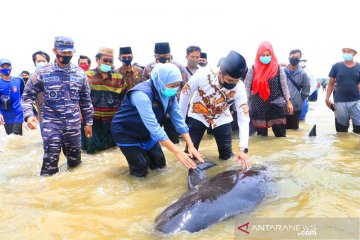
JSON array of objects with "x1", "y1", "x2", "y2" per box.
[{"x1": 154, "y1": 162, "x2": 266, "y2": 233}]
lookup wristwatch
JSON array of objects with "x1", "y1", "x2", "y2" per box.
[{"x1": 240, "y1": 148, "x2": 248, "y2": 153}]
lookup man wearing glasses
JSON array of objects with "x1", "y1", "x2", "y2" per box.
[
  {"x1": 83, "y1": 47, "x2": 126, "y2": 154},
  {"x1": 115, "y1": 47, "x2": 144, "y2": 90}
]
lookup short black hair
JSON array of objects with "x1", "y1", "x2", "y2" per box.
[
  {"x1": 78, "y1": 55, "x2": 91, "y2": 65},
  {"x1": 21, "y1": 70, "x2": 30, "y2": 75},
  {"x1": 186, "y1": 46, "x2": 201, "y2": 55},
  {"x1": 289, "y1": 49, "x2": 302, "y2": 58},
  {"x1": 32, "y1": 51, "x2": 50, "y2": 64},
  {"x1": 95, "y1": 53, "x2": 103, "y2": 60}
]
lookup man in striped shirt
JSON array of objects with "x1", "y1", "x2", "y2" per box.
[{"x1": 83, "y1": 47, "x2": 126, "y2": 154}]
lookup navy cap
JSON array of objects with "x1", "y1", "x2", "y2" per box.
[
  {"x1": 154, "y1": 42, "x2": 170, "y2": 54},
  {"x1": 200, "y1": 52, "x2": 207, "y2": 59},
  {"x1": 221, "y1": 50, "x2": 247, "y2": 79},
  {"x1": 0, "y1": 59, "x2": 11, "y2": 66},
  {"x1": 120, "y1": 47, "x2": 132, "y2": 55},
  {"x1": 54, "y1": 36, "x2": 76, "y2": 52}
]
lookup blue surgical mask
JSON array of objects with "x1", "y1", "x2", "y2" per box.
[
  {"x1": 343, "y1": 53, "x2": 353, "y2": 61},
  {"x1": 260, "y1": 56, "x2": 271, "y2": 64},
  {"x1": 121, "y1": 59, "x2": 132, "y2": 66},
  {"x1": 0, "y1": 68, "x2": 11, "y2": 76},
  {"x1": 100, "y1": 63, "x2": 112, "y2": 72},
  {"x1": 162, "y1": 87, "x2": 179, "y2": 97}
]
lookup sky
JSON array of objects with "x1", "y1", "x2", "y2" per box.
[{"x1": 2, "y1": 0, "x2": 359, "y2": 78}]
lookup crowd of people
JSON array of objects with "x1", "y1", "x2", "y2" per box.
[{"x1": 0, "y1": 36, "x2": 359, "y2": 177}]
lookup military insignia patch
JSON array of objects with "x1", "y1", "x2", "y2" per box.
[{"x1": 49, "y1": 90, "x2": 57, "y2": 98}]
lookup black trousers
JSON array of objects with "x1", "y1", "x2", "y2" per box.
[
  {"x1": 187, "y1": 117, "x2": 233, "y2": 160},
  {"x1": 256, "y1": 124, "x2": 286, "y2": 137},
  {"x1": 334, "y1": 119, "x2": 360, "y2": 134},
  {"x1": 4, "y1": 123, "x2": 23, "y2": 135},
  {"x1": 119, "y1": 143, "x2": 166, "y2": 177},
  {"x1": 163, "y1": 117, "x2": 179, "y2": 144},
  {"x1": 286, "y1": 110, "x2": 301, "y2": 129}
]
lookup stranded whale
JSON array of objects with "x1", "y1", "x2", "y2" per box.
[{"x1": 154, "y1": 162, "x2": 266, "y2": 233}]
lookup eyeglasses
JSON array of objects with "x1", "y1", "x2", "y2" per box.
[{"x1": 101, "y1": 58, "x2": 114, "y2": 64}]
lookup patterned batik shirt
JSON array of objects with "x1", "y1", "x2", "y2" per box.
[
  {"x1": 115, "y1": 65, "x2": 145, "y2": 91},
  {"x1": 179, "y1": 67, "x2": 249, "y2": 148}
]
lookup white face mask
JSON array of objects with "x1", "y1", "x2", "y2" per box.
[{"x1": 36, "y1": 62, "x2": 48, "y2": 69}]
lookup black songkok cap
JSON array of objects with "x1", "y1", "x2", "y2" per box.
[
  {"x1": 221, "y1": 50, "x2": 247, "y2": 79},
  {"x1": 154, "y1": 42, "x2": 170, "y2": 54},
  {"x1": 120, "y1": 47, "x2": 132, "y2": 55},
  {"x1": 200, "y1": 52, "x2": 207, "y2": 59}
]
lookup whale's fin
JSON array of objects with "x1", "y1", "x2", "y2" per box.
[
  {"x1": 308, "y1": 124, "x2": 316, "y2": 137},
  {"x1": 187, "y1": 161, "x2": 217, "y2": 189}
]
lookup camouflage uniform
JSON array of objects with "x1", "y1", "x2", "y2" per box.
[{"x1": 22, "y1": 61, "x2": 93, "y2": 175}]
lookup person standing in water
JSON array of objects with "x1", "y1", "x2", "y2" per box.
[
  {"x1": 326, "y1": 46, "x2": 360, "y2": 134},
  {"x1": 244, "y1": 41, "x2": 293, "y2": 137},
  {"x1": 111, "y1": 63, "x2": 203, "y2": 177},
  {"x1": 22, "y1": 36, "x2": 94, "y2": 176},
  {"x1": 179, "y1": 50, "x2": 250, "y2": 169}
]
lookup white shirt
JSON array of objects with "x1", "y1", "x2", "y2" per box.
[{"x1": 179, "y1": 67, "x2": 249, "y2": 148}]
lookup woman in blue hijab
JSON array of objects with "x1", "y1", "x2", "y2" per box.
[{"x1": 111, "y1": 63, "x2": 203, "y2": 177}]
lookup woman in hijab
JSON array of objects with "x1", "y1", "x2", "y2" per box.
[
  {"x1": 111, "y1": 63, "x2": 203, "y2": 177},
  {"x1": 244, "y1": 41, "x2": 294, "y2": 137}
]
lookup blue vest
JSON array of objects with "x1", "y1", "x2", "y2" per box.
[{"x1": 111, "y1": 80, "x2": 175, "y2": 144}]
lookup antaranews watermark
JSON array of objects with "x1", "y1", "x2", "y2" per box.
[{"x1": 235, "y1": 217, "x2": 359, "y2": 239}]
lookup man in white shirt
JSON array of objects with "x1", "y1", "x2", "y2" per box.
[{"x1": 179, "y1": 50, "x2": 250, "y2": 169}]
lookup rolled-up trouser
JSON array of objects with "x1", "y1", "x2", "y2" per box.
[
  {"x1": 187, "y1": 117, "x2": 233, "y2": 160},
  {"x1": 334, "y1": 101, "x2": 360, "y2": 134},
  {"x1": 119, "y1": 143, "x2": 166, "y2": 177},
  {"x1": 41, "y1": 127, "x2": 81, "y2": 176}
]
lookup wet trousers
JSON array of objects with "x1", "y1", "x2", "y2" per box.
[
  {"x1": 256, "y1": 124, "x2": 286, "y2": 137},
  {"x1": 119, "y1": 143, "x2": 166, "y2": 177},
  {"x1": 286, "y1": 110, "x2": 302, "y2": 130},
  {"x1": 187, "y1": 117, "x2": 233, "y2": 160},
  {"x1": 4, "y1": 123, "x2": 22, "y2": 135},
  {"x1": 41, "y1": 127, "x2": 81, "y2": 176}
]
